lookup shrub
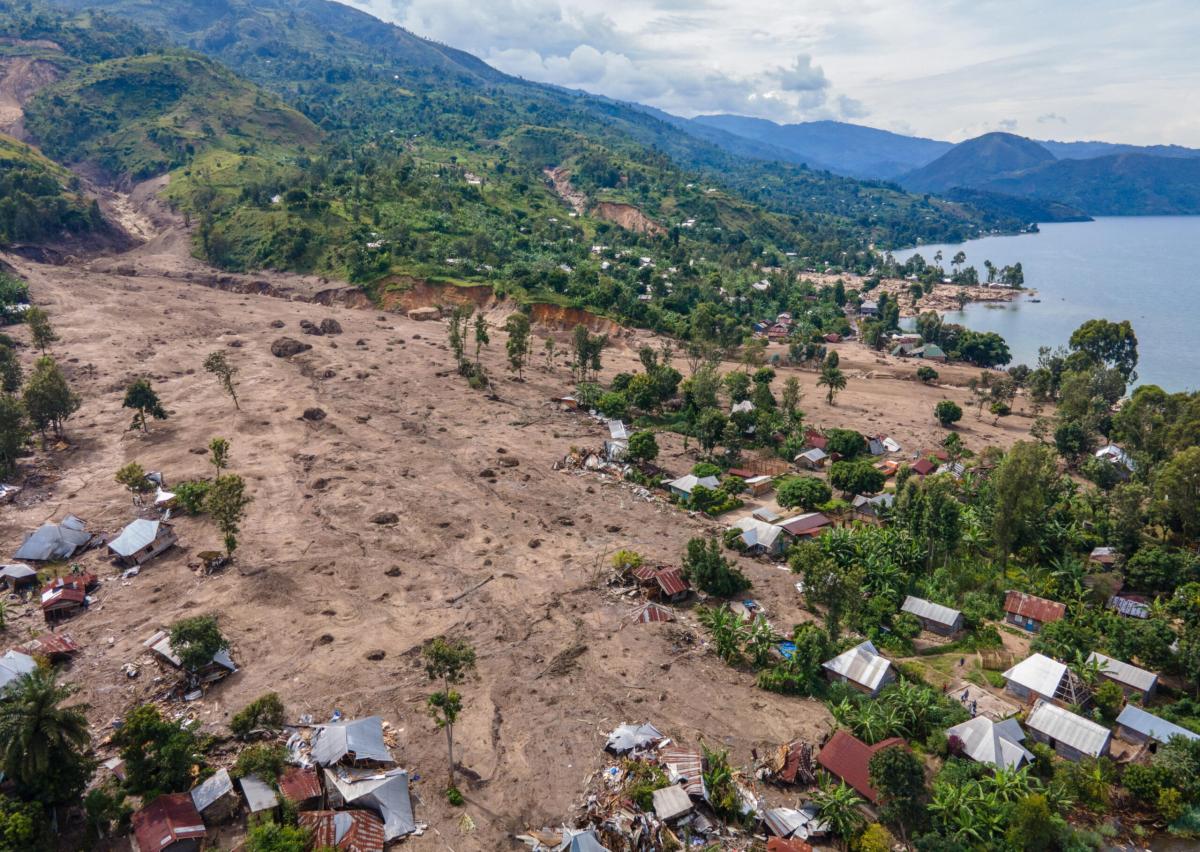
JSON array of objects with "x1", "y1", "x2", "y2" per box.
[
  {"x1": 621, "y1": 759, "x2": 669, "y2": 811},
  {"x1": 173, "y1": 479, "x2": 211, "y2": 515},
  {"x1": 446, "y1": 786, "x2": 465, "y2": 806},
  {"x1": 234, "y1": 744, "x2": 287, "y2": 781},
  {"x1": 245, "y1": 820, "x2": 311, "y2": 852},
  {"x1": 830, "y1": 461, "x2": 885, "y2": 495},
  {"x1": 934, "y1": 400, "x2": 962, "y2": 427},
  {"x1": 916, "y1": 365, "x2": 939, "y2": 384},
  {"x1": 230, "y1": 693, "x2": 286, "y2": 739},
  {"x1": 682, "y1": 536, "x2": 750, "y2": 597},
  {"x1": 692, "y1": 462, "x2": 722, "y2": 477}
]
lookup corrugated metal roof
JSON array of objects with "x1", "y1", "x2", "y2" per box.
[
  {"x1": 299, "y1": 810, "x2": 386, "y2": 851},
  {"x1": 901, "y1": 595, "x2": 962, "y2": 628},
  {"x1": 605, "y1": 722, "x2": 663, "y2": 753},
  {"x1": 660, "y1": 746, "x2": 705, "y2": 799},
  {"x1": 733, "y1": 517, "x2": 784, "y2": 550},
  {"x1": 133, "y1": 793, "x2": 207, "y2": 852},
  {"x1": 1003, "y1": 653, "x2": 1067, "y2": 699},
  {"x1": 0, "y1": 564, "x2": 36, "y2": 582},
  {"x1": 631, "y1": 602, "x2": 675, "y2": 623},
  {"x1": 0, "y1": 650, "x2": 36, "y2": 690},
  {"x1": 777, "y1": 513, "x2": 831, "y2": 537},
  {"x1": 240, "y1": 774, "x2": 279, "y2": 813},
  {"x1": 1089, "y1": 652, "x2": 1157, "y2": 693},
  {"x1": 665, "y1": 474, "x2": 720, "y2": 495},
  {"x1": 18, "y1": 632, "x2": 79, "y2": 658},
  {"x1": 1004, "y1": 591, "x2": 1067, "y2": 624},
  {"x1": 311, "y1": 717, "x2": 393, "y2": 766},
  {"x1": 654, "y1": 568, "x2": 689, "y2": 597},
  {"x1": 652, "y1": 784, "x2": 693, "y2": 821},
  {"x1": 1116, "y1": 705, "x2": 1200, "y2": 744},
  {"x1": 1109, "y1": 595, "x2": 1151, "y2": 619},
  {"x1": 279, "y1": 766, "x2": 322, "y2": 803},
  {"x1": 822, "y1": 640, "x2": 892, "y2": 691},
  {"x1": 816, "y1": 731, "x2": 905, "y2": 803},
  {"x1": 946, "y1": 716, "x2": 1032, "y2": 769},
  {"x1": 108, "y1": 519, "x2": 169, "y2": 558},
  {"x1": 190, "y1": 768, "x2": 234, "y2": 813},
  {"x1": 324, "y1": 767, "x2": 416, "y2": 840},
  {"x1": 1026, "y1": 700, "x2": 1110, "y2": 757},
  {"x1": 14, "y1": 517, "x2": 92, "y2": 561}
]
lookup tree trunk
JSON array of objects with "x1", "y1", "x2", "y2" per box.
[{"x1": 445, "y1": 722, "x2": 456, "y2": 789}]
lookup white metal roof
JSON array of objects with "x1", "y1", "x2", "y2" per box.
[
  {"x1": 240, "y1": 775, "x2": 279, "y2": 813},
  {"x1": 733, "y1": 517, "x2": 784, "y2": 551},
  {"x1": 1026, "y1": 700, "x2": 1111, "y2": 757},
  {"x1": 1003, "y1": 653, "x2": 1067, "y2": 698},
  {"x1": 665, "y1": 474, "x2": 720, "y2": 495},
  {"x1": 608, "y1": 420, "x2": 629, "y2": 440},
  {"x1": 901, "y1": 595, "x2": 962, "y2": 628},
  {"x1": 191, "y1": 768, "x2": 234, "y2": 813},
  {"x1": 0, "y1": 650, "x2": 36, "y2": 691},
  {"x1": 822, "y1": 640, "x2": 892, "y2": 691},
  {"x1": 1088, "y1": 652, "x2": 1157, "y2": 693},
  {"x1": 1116, "y1": 705, "x2": 1200, "y2": 744},
  {"x1": 108, "y1": 519, "x2": 166, "y2": 557},
  {"x1": 946, "y1": 716, "x2": 1032, "y2": 770},
  {"x1": 311, "y1": 717, "x2": 393, "y2": 766}
]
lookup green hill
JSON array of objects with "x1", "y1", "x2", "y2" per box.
[
  {"x1": 23, "y1": 52, "x2": 321, "y2": 181},
  {"x1": 0, "y1": 131, "x2": 102, "y2": 245},
  {"x1": 899, "y1": 132, "x2": 1057, "y2": 194}
]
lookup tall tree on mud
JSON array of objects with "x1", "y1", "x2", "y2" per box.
[{"x1": 422, "y1": 637, "x2": 476, "y2": 801}]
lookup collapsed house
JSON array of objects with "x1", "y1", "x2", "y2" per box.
[
  {"x1": 13, "y1": 515, "x2": 93, "y2": 562},
  {"x1": 310, "y1": 716, "x2": 395, "y2": 767},
  {"x1": 40, "y1": 572, "x2": 96, "y2": 622},
  {"x1": 299, "y1": 810, "x2": 387, "y2": 852},
  {"x1": 131, "y1": 793, "x2": 207, "y2": 852},
  {"x1": 325, "y1": 768, "x2": 416, "y2": 841},
  {"x1": 0, "y1": 563, "x2": 37, "y2": 590},
  {"x1": 144, "y1": 629, "x2": 238, "y2": 685}
]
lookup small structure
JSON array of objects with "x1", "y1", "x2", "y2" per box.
[
  {"x1": 822, "y1": 640, "x2": 894, "y2": 697},
  {"x1": 743, "y1": 475, "x2": 774, "y2": 497},
  {"x1": 763, "y1": 804, "x2": 827, "y2": 842},
  {"x1": 910, "y1": 458, "x2": 937, "y2": 477},
  {"x1": 1109, "y1": 594, "x2": 1151, "y2": 619},
  {"x1": 1115, "y1": 705, "x2": 1200, "y2": 748},
  {"x1": 795, "y1": 448, "x2": 828, "y2": 470},
  {"x1": 633, "y1": 566, "x2": 689, "y2": 602},
  {"x1": 752, "y1": 506, "x2": 782, "y2": 524},
  {"x1": 731, "y1": 517, "x2": 789, "y2": 557},
  {"x1": 1002, "y1": 653, "x2": 1088, "y2": 705},
  {"x1": 652, "y1": 784, "x2": 693, "y2": 822},
  {"x1": 1004, "y1": 591, "x2": 1066, "y2": 633},
  {"x1": 40, "y1": 574, "x2": 95, "y2": 622},
  {"x1": 1089, "y1": 547, "x2": 1120, "y2": 567},
  {"x1": 0, "y1": 649, "x2": 36, "y2": 691},
  {"x1": 108, "y1": 519, "x2": 178, "y2": 567},
  {"x1": 900, "y1": 595, "x2": 964, "y2": 636},
  {"x1": 914, "y1": 343, "x2": 947, "y2": 362},
  {"x1": 279, "y1": 766, "x2": 322, "y2": 810},
  {"x1": 777, "y1": 512, "x2": 832, "y2": 540},
  {"x1": 324, "y1": 767, "x2": 416, "y2": 841},
  {"x1": 190, "y1": 768, "x2": 239, "y2": 824},
  {"x1": 816, "y1": 730, "x2": 905, "y2": 802},
  {"x1": 946, "y1": 716, "x2": 1033, "y2": 770},
  {"x1": 1087, "y1": 652, "x2": 1157, "y2": 700},
  {"x1": 859, "y1": 300, "x2": 878, "y2": 317},
  {"x1": 760, "y1": 739, "x2": 816, "y2": 786},
  {"x1": 310, "y1": 716, "x2": 394, "y2": 767},
  {"x1": 803, "y1": 431, "x2": 828, "y2": 451},
  {"x1": 1095, "y1": 444, "x2": 1135, "y2": 477},
  {"x1": 630, "y1": 602, "x2": 675, "y2": 624},
  {"x1": 131, "y1": 793, "x2": 207, "y2": 852},
  {"x1": 145, "y1": 630, "x2": 238, "y2": 685},
  {"x1": 605, "y1": 722, "x2": 663, "y2": 754},
  {"x1": 851, "y1": 493, "x2": 894, "y2": 524},
  {"x1": 1024, "y1": 699, "x2": 1111, "y2": 761},
  {"x1": 0, "y1": 563, "x2": 37, "y2": 590},
  {"x1": 664, "y1": 474, "x2": 720, "y2": 501},
  {"x1": 298, "y1": 810, "x2": 386, "y2": 852},
  {"x1": 240, "y1": 774, "x2": 279, "y2": 815},
  {"x1": 14, "y1": 515, "x2": 92, "y2": 562},
  {"x1": 17, "y1": 632, "x2": 80, "y2": 661}
]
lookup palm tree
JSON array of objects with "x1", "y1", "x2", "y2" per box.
[
  {"x1": 813, "y1": 779, "x2": 866, "y2": 848},
  {"x1": 818, "y1": 363, "x2": 847, "y2": 406},
  {"x1": 0, "y1": 668, "x2": 91, "y2": 802}
]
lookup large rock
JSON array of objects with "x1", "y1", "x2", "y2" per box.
[
  {"x1": 370, "y1": 512, "x2": 399, "y2": 525},
  {"x1": 271, "y1": 337, "x2": 312, "y2": 358},
  {"x1": 408, "y1": 307, "x2": 441, "y2": 321},
  {"x1": 319, "y1": 318, "x2": 343, "y2": 335},
  {"x1": 302, "y1": 408, "x2": 327, "y2": 421}
]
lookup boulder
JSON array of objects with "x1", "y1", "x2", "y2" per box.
[
  {"x1": 408, "y1": 307, "x2": 441, "y2": 321},
  {"x1": 370, "y1": 512, "x2": 399, "y2": 525},
  {"x1": 271, "y1": 337, "x2": 312, "y2": 358},
  {"x1": 301, "y1": 407, "x2": 327, "y2": 421},
  {"x1": 319, "y1": 318, "x2": 343, "y2": 335}
]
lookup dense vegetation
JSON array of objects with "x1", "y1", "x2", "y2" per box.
[{"x1": 0, "y1": 133, "x2": 101, "y2": 244}]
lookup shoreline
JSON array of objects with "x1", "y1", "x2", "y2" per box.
[{"x1": 800, "y1": 270, "x2": 1030, "y2": 319}]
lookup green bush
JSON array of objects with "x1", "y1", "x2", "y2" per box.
[
  {"x1": 230, "y1": 692, "x2": 286, "y2": 739},
  {"x1": 234, "y1": 743, "x2": 287, "y2": 781},
  {"x1": 173, "y1": 479, "x2": 211, "y2": 515}
]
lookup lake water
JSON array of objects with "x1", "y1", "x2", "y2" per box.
[{"x1": 890, "y1": 217, "x2": 1200, "y2": 391}]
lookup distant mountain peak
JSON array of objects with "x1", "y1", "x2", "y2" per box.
[{"x1": 899, "y1": 132, "x2": 1056, "y2": 193}]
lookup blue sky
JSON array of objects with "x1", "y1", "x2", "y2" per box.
[{"x1": 347, "y1": 0, "x2": 1200, "y2": 146}]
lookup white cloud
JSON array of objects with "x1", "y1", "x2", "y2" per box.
[{"x1": 346, "y1": 0, "x2": 1200, "y2": 145}]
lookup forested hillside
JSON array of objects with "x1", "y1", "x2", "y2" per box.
[{"x1": 0, "y1": 131, "x2": 102, "y2": 245}]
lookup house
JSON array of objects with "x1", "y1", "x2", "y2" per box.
[
  {"x1": 763, "y1": 803, "x2": 826, "y2": 841},
  {"x1": 323, "y1": 767, "x2": 417, "y2": 841},
  {"x1": 1004, "y1": 591, "x2": 1067, "y2": 632},
  {"x1": 901, "y1": 595, "x2": 964, "y2": 636},
  {"x1": 131, "y1": 793, "x2": 207, "y2": 852},
  {"x1": 631, "y1": 602, "x2": 675, "y2": 624},
  {"x1": 108, "y1": 519, "x2": 178, "y2": 567},
  {"x1": 40, "y1": 573, "x2": 95, "y2": 622},
  {"x1": 1095, "y1": 444, "x2": 1135, "y2": 476},
  {"x1": 822, "y1": 640, "x2": 894, "y2": 697},
  {"x1": 732, "y1": 517, "x2": 789, "y2": 557},
  {"x1": 298, "y1": 810, "x2": 386, "y2": 852},
  {"x1": 17, "y1": 632, "x2": 80, "y2": 661},
  {"x1": 946, "y1": 716, "x2": 1033, "y2": 770},
  {"x1": 1089, "y1": 547, "x2": 1119, "y2": 567},
  {"x1": 859, "y1": 300, "x2": 878, "y2": 317},
  {"x1": 665, "y1": 474, "x2": 720, "y2": 501},
  {"x1": 558, "y1": 828, "x2": 614, "y2": 852},
  {"x1": 752, "y1": 506, "x2": 782, "y2": 524},
  {"x1": 816, "y1": 730, "x2": 905, "y2": 802},
  {"x1": 0, "y1": 563, "x2": 37, "y2": 590},
  {"x1": 910, "y1": 458, "x2": 937, "y2": 477},
  {"x1": 851, "y1": 493, "x2": 895, "y2": 524},
  {"x1": 190, "y1": 768, "x2": 239, "y2": 824},
  {"x1": 0, "y1": 650, "x2": 36, "y2": 691},
  {"x1": 1115, "y1": 704, "x2": 1200, "y2": 748},
  {"x1": 240, "y1": 775, "x2": 279, "y2": 815},
  {"x1": 743, "y1": 475, "x2": 774, "y2": 497},
  {"x1": 145, "y1": 630, "x2": 238, "y2": 684},
  {"x1": 1024, "y1": 699, "x2": 1111, "y2": 761},
  {"x1": 935, "y1": 461, "x2": 966, "y2": 479},
  {"x1": 310, "y1": 716, "x2": 394, "y2": 767},
  {"x1": 795, "y1": 448, "x2": 828, "y2": 470},
  {"x1": 650, "y1": 567, "x2": 690, "y2": 602},
  {"x1": 777, "y1": 512, "x2": 832, "y2": 540},
  {"x1": 1109, "y1": 594, "x2": 1151, "y2": 619},
  {"x1": 14, "y1": 515, "x2": 92, "y2": 561},
  {"x1": 914, "y1": 344, "x2": 947, "y2": 362},
  {"x1": 998, "y1": 652, "x2": 1084, "y2": 705},
  {"x1": 1088, "y1": 652, "x2": 1157, "y2": 700},
  {"x1": 652, "y1": 784, "x2": 693, "y2": 822},
  {"x1": 279, "y1": 766, "x2": 322, "y2": 810}
]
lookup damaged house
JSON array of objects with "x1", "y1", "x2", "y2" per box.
[
  {"x1": 144, "y1": 629, "x2": 238, "y2": 685},
  {"x1": 108, "y1": 519, "x2": 178, "y2": 567},
  {"x1": 14, "y1": 515, "x2": 93, "y2": 562}
]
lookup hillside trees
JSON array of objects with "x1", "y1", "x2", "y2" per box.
[
  {"x1": 682, "y1": 536, "x2": 750, "y2": 597},
  {"x1": 23, "y1": 356, "x2": 79, "y2": 438},
  {"x1": 24, "y1": 307, "x2": 57, "y2": 355},
  {"x1": 778, "y1": 476, "x2": 831, "y2": 510},
  {"x1": 207, "y1": 473, "x2": 252, "y2": 557},
  {"x1": 113, "y1": 705, "x2": 204, "y2": 799},
  {"x1": 122, "y1": 378, "x2": 167, "y2": 433},
  {"x1": 0, "y1": 394, "x2": 27, "y2": 476},
  {"x1": 0, "y1": 669, "x2": 92, "y2": 804}
]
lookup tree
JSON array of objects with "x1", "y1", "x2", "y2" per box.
[
  {"x1": 777, "y1": 476, "x2": 831, "y2": 510},
  {"x1": 206, "y1": 473, "x2": 252, "y2": 556},
  {"x1": 596, "y1": 391, "x2": 627, "y2": 419},
  {"x1": 1068, "y1": 318, "x2": 1138, "y2": 382},
  {"x1": 934, "y1": 400, "x2": 962, "y2": 428},
  {"x1": 626, "y1": 430, "x2": 658, "y2": 464},
  {"x1": 781, "y1": 376, "x2": 803, "y2": 425},
  {"x1": 113, "y1": 704, "x2": 204, "y2": 799},
  {"x1": 682, "y1": 536, "x2": 750, "y2": 597},
  {"x1": 503, "y1": 313, "x2": 532, "y2": 378},
  {"x1": 0, "y1": 394, "x2": 27, "y2": 478},
  {"x1": 0, "y1": 669, "x2": 92, "y2": 804},
  {"x1": 115, "y1": 461, "x2": 151, "y2": 503},
  {"x1": 694, "y1": 408, "x2": 728, "y2": 456},
  {"x1": 203, "y1": 351, "x2": 240, "y2": 409},
  {"x1": 869, "y1": 745, "x2": 925, "y2": 838},
  {"x1": 818, "y1": 357, "x2": 847, "y2": 405},
  {"x1": 1154, "y1": 446, "x2": 1200, "y2": 541},
  {"x1": 830, "y1": 460, "x2": 885, "y2": 496},
  {"x1": 813, "y1": 779, "x2": 866, "y2": 848},
  {"x1": 209, "y1": 437, "x2": 230, "y2": 475},
  {"x1": 447, "y1": 305, "x2": 472, "y2": 370},
  {"x1": 24, "y1": 307, "x2": 57, "y2": 355},
  {"x1": 916, "y1": 365, "x2": 939, "y2": 384},
  {"x1": 0, "y1": 342, "x2": 21, "y2": 393},
  {"x1": 23, "y1": 356, "x2": 79, "y2": 438},
  {"x1": 123, "y1": 378, "x2": 167, "y2": 433},
  {"x1": 245, "y1": 821, "x2": 311, "y2": 852},
  {"x1": 423, "y1": 637, "x2": 476, "y2": 793},
  {"x1": 1004, "y1": 794, "x2": 1060, "y2": 852},
  {"x1": 169, "y1": 615, "x2": 229, "y2": 674},
  {"x1": 472, "y1": 313, "x2": 489, "y2": 369},
  {"x1": 991, "y1": 442, "x2": 1059, "y2": 567},
  {"x1": 791, "y1": 542, "x2": 862, "y2": 638},
  {"x1": 230, "y1": 693, "x2": 286, "y2": 739}
]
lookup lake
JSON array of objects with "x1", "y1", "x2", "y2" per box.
[{"x1": 890, "y1": 216, "x2": 1200, "y2": 392}]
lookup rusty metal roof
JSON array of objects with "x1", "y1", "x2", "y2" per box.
[
  {"x1": 1004, "y1": 591, "x2": 1066, "y2": 624},
  {"x1": 631, "y1": 602, "x2": 675, "y2": 623},
  {"x1": 660, "y1": 746, "x2": 705, "y2": 798},
  {"x1": 299, "y1": 810, "x2": 386, "y2": 851},
  {"x1": 816, "y1": 731, "x2": 905, "y2": 803},
  {"x1": 132, "y1": 793, "x2": 206, "y2": 852},
  {"x1": 654, "y1": 568, "x2": 689, "y2": 597},
  {"x1": 279, "y1": 766, "x2": 322, "y2": 803},
  {"x1": 18, "y1": 632, "x2": 80, "y2": 657}
]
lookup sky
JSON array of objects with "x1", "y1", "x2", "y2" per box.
[{"x1": 344, "y1": 0, "x2": 1200, "y2": 146}]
